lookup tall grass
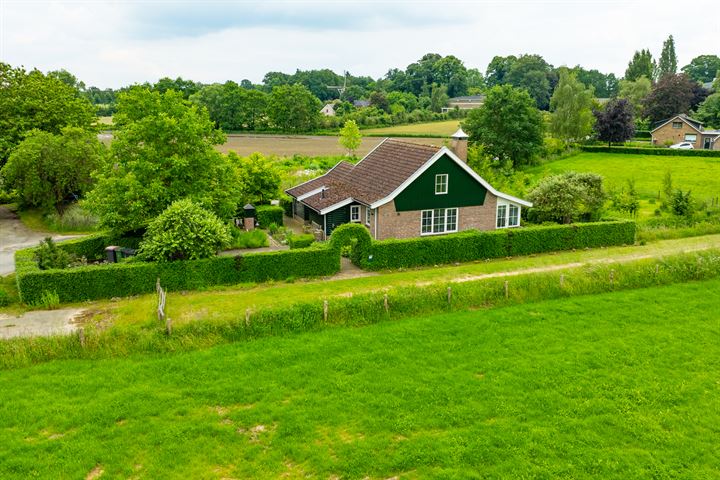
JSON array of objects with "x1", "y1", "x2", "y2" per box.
[
  {"x1": 2, "y1": 249, "x2": 720, "y2": 369},
  {"x1": 227, "y1": 228, "x2": 269, "y2": 249}
]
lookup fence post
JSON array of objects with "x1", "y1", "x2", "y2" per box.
[
  {"x1": 447, "y1": 286, "x2": 452, "y2": 305},
  {"x1": 560, "y1": 274, "x2": 565, "y2": 288},
  {"x1": 655, "y1": 264, "x2": 660, "y2": 275},
  {"x1": 165, "y1": 316, "x2": 172, "y2": 336},
  {"x1": 383, "y1": 294, "x2": 389, "y2": 313},
  {"x1": 504, "y1": 281, "x2": 509, "y2": 299},
  {"x1": 78, "y1": 327, "x2": 85, "y2": 348},
  {"x1": 609, "y1": 269, "x2": 615, "y2": 286},
  {"x1": 323, "y1": 300, "x2": 328, "y2": 322},
  {"x1": 245, "y1": 308, "x2": 251, "y2": 327}
]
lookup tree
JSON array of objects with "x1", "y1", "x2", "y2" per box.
[
  {"x1": 229, "y1": 152, "x2": 281, "y2": 205},
  {"x1": 681, "y1": 55, "x2": 720, "y2": 83},
  {"x1": 338, "y1": 120, "x2": 362, "y2": 156},
  {"x1": 593, "y1": 98, "x2": 635, "y2": 146},
  {"x1": 549, "y1": 69, "x2": 595, "y2": 143},
  {"x1": 369, "y1": 91, "x2": 389, "y2": 112},
  {"x1": 670, "y1": 190, "x2": 694, "y2": 217},
  {"x1": 571, "y1": 66, "x2": 618, "y2": 98},
  {"x1": 267, "y1": 84, "x2": 322, "y2": 132},
  {"x1": 657, "y1": 35, "x2": 678, "y2": 78},
  {"x1": 618, "y1": 76, "x2": 652, "y2": 119},
  {"x1": 153, "y1": 77, "x2": 201, "y2": 98},
  {"x1": 47, "y1": 69, "x2": 86, "y2": 92},
  {"x1": 695, "y1": 93, "x2": 720, "y2": 128},
  {"x1": 1, "y1": 127, "x2": 105, "y2": 212},
  {"x1": 432, "y1": 55, "x2": 468, "y2": 97},
  {"x1": 504, "y1": 54, "x2": 554, "y2": 109},
  {"x1": 34, "y1": 237, "x2": 72, "y2": 270},
  {"x1": 0, "y1": 63, "x2": 96, "y2": 163},
  {"x1": 625, "y1": 49, "x2": 656, "y2": 81},
  {"x1": 485, "y1": 55, "x2": 517, "y2": 87},
  {"x1": 612, "y1": 179, "x2": 640, "y2": 217},
  {"x1": 190, "y1": 82, "x2": 268, "y2": 131},
  {"x1": 643, "y1": 74, "x2": 697, "y2": 123},
  {"x1": 429, "y1": 84, "x2": 449, "y2": 113},
  {"x1": 84, "y1": 88, "x2": 238, "y2": 234},
  {"x1": 527, "y1": 172, "x2": 606, "y2": 224},
  {"x1": 463, "y1": 85, "x2": 544, "y2": 166},
  {"x1": 138, "y1": 199, "x2": 231, "y2": 262}
]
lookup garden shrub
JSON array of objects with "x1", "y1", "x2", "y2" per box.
[
  {"x1": 34, "y1": 238, "x2": 72, "y2": 270},
  {"x1": 229, "y1": 228, "x2": 269, "y2": 249},
  {"x1": 580, "y1": 145, "x2": 720, "y2": 157},
  {"x1": 139, "y1": 199, "x2": 231, "y2": 261},
  {"x1": 256, "y1": 205, "x2": 284, "y2": 227},
  {"x1": 0, "y1": 290, "x2": 9, "y2": 307},
  {"x1": 288, "y1": 233, "x2": 315, "y2": 249},
  {"x1": 329, "y1": 223, "x2": 372, "y2": 266}
]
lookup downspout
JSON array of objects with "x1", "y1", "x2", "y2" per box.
[
  {"x1": 374, "y1": 206, "x2": 378, "y2": 240},
  {"x1": 323, "y1": 214, "x2": 327, "y2": 241}
]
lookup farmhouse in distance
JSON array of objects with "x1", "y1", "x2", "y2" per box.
[
  {"x1": 286, "y1": 130, "x2": 532, "y2": 240},
  {"x1": 651, "y1": 114, "x2": 720, "y2": 150}
]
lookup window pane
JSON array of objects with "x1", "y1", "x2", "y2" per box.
[
  {"x1": 351, "y1": 206, "x2": 359, "y2": 221},
  {"x1": 421, "y1": 210, "x2": 432, "y2": 234},
  {"x1": 435, "y1": 174, "x2": 448, "y2": 194},
  {"x1": 508, "y1": 205, "x2": 519, "y2": 226},
  {"x1": 446, "y1": 208, "x2": 457, "y2": 231},
  {"x1": 496, "y1": 205, "x2": 507, "y2": 228},
  {"x1": 433, "y1": 208, "x2": 445, "y2": 233}
]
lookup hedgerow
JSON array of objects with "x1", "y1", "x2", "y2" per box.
[
  {"x1": 288, "y1": 233, "x2": 315, "y2": 249},
  {"x1": 580, "y1": 145, "x2": 720, "y2": 157},
  {"x1": 256, "y1": 205, "x2": 284, "y2": 227}
]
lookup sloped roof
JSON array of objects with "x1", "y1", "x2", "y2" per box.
[{"x1": 652, "y1": 114, "x2": 704, "y2": 133}]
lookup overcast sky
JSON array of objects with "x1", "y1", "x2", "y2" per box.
[{"x1": 1, "y1": 0, "x2": 718, "y2": 88}]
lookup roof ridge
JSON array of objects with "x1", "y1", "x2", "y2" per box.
[{"x1": 383, "y1": 138, "x2": 442, "y2": 150}]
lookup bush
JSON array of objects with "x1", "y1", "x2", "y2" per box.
[
  {"x1": 32, "y1": 291, "x2": 60, "y2": 310},
  {"x1": 45, "y1": 204, "x2": 98, "y2": 232},
  {"x1": 139, "y1": 199, "x2": 231, "y2": 261},
  {"x1": 34, "y1": 238, "x2": 72, "y2": 270},
  {"x1": 580, "y1": 145, "x2": 720, "y2": 157},
  {"x1": 288, "y1": 233, "x2": 315, "y2": 249},
  {"x1": 229, "y1": 228, "x2": 269, "y2": 249},
  {"x1": 0, "y1": 290, "x2": 9, "y2": 307},
  {"x1": 670, "y1": 190, "x2": 694, "y2": 217},
  {"x1": 329, "y1": 223, "x2": 372, "y2": 266},
  {"x1": 256, "y1": 205, "x2": 284, "y2": 227}
]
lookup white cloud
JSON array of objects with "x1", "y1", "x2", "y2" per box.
[{"x1": 1, "y1": 0, "x2": 718, "y2": 88}]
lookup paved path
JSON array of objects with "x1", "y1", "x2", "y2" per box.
[
  {"x1": 0, "y1": 205, "x2": 80, "y2": 275},
  {"x1": 0, "y1": 308, "x2": 85, "y2": 339}
]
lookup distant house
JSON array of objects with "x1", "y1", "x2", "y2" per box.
[
  {"x1": 285, "y1": 130, "x2": 532, "y2": 240},
  {"x1": 441, "y1": 95, "x2": 485, "y2": 113},
  {"x1": 651, "y1": 114, "x2": 720, "y2": 150},
  {"x1": 353, "y1": 100, "x2": 371, "y2": 108},
  {"x1": 320, "y1": 103, "x2": 336, "y2": 116}
]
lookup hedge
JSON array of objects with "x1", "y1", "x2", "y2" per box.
[
  {"x1": 256, "y1": 205, "x2": 284, "y2": 227},
  {"x1": 364, "y1": 221, "x2": 636, "y2": 270},
  {"x1": 580, "y1": 145, "x2": 720, "y2": 157},
  {"x1": 288, "y1": 233, "x2": 315, "y2": 249},
  {"x1": 16, "y1": 239, "x2": 340, "y2": 304}
]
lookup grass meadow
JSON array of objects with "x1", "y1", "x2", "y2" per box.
[
  {"x1": 360, "y1": 119, "x2": 461, "y2": 137},
  {"x1": 1, "y1": 279, "x2": 719, "y2": 478}
]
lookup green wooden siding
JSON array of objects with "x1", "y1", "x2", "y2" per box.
[
  {"x1": 308, "y1": 208, "x2": 323, "y2": 228},
  {"x1": 393, "y1": 154, "x2": 487, "y2": 212},
  {"x1": 325, "y1": 204, "x2": 353, "y2": 236}
]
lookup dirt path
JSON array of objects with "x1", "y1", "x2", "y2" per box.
[{"x1": 0, "y1": 308, "x2": 85, "y2": 339}]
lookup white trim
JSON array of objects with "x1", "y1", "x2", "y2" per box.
[
  {"x1": 369, "y1": 147, "x2": 533, "y2": 209},
  {"x1": 365, "y1": 206, "x2": 371, "y2": 226},
  {"x1": 318, "y1": 198, "x2": 356, "y2": 215},
  {"x1": 323, "y1": 215, "x2": 327, "y2": 241},
  {"x1": 374, "y1": 205, "x2": 378, "y2": 240},
  {"x1": 296, "y1": 187, "x2": 325, "y2": 201},
  {"x1": 420, "y1": 207, "x2": 459, "y2": 236},
  {"x1": 651, "y1": 115, "x2": 703, "y2": 134},
  {"x1": 495, "y1": 201, "x2": 521, "y2": 229},
  {"x1": 435, "y1": 173, "x2": 448, "y2": 195},
  {"x1": 350, "y1": 205, "x2": 360, "y2": 222}
]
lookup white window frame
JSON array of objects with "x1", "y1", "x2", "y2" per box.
[
  {"x1": 365, "y1": 207, "x2": 371, "y2": 225},
  {"x1": 420, "y1": 208, "x2": 458, "y2": 236},
  {"x1": 496, "y1": 202, "x2": 521, "y2": 229},
  {"x1": 672, "y1": 121, "x2": 682, "y2": 129},
  {"x1": 350, "y1": 205, "x2": 360, "y2": 222},
  {"x1": 684, "y1": 134, "x2": 697, "y2": 142},
  {"x1": 435, "y1": 174, "x2": 448, "y2": 195}
]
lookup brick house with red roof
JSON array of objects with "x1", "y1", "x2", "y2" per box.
[{"x1": 285, "y1": 131, "x2": 532, "y2": 240}]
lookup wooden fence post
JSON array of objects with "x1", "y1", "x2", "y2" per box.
[
  {"x1": 323, "y1": 300, "x2": 328, "y2": 322},
  {"x1": 165, "y1": 316, "x2": 172, "y2": 336},
  {"x1": 245, "y1": 308, "x2": 251, "y2": 327},
  {"x1": 504, "y1": 281, "x2": 509, "y2": 299},
  {"x1": 383, "y1": 294, "x2": 389, "y2": 313},
  {"x1": 560, "y1": 274, "x2": 565, "y2": 287},
  {"x1": 655, "y1": 264, "x2": 660, "y2": 275},
  {"x1": 609, "y1": 270, "x2": 615, "y2": 286},
  {"x1": 78, "y1": 327, "x2": 85, "y2": 348},
  {"x1": 447, "y1": 286, "x2": 452, "y2": 305}
]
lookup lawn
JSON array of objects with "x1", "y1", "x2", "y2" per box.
[
  {"x1": 1, "y1": 279, "x2": 719, "y2": 478},
  {"x1": 526, "y1": 152, "x2": 720, "y2": 216},
  {"x1": 361, "y1": 119, "x2": 461, "y2": 137}
]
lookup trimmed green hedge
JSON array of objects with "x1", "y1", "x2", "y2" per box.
[
  {"x1": 288, "y1": 233, "x2": 315, "y2": 249},
  {"x1": 256, "y1": 205, "x2": 284, "y2": 227},
  {"x1": 364, "y1": 221, "x2": 636, "y2": 270},
  {"x1": 581, "y1": 145, "x2": 720, "y2": 157},
  {"x1": 16, "y1": 238, "x2": 340, "y2": 304}
]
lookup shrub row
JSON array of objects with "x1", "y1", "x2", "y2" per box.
[
  {"x1": 16, "y1": 241, "x2": 339, "y2": 304},
  {"x1": 580, "y1": 145, "x2": 720, "y2": 157},
  {"x1": 3, "y1": 249, "x2": 719, "y2": 369},
  {"x1": 288, "y1": 233, "x2": 315, "y2": 249},
  {"x1": 256, "y1": 205, "x2": 284, "y2": 227},
  {"x1": 362, "y1": 221, "x2": 636, "y2": 270}
]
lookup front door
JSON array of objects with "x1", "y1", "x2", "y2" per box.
[{"x1": 704, "y1": 137, "x2": 712, "y2": 150}]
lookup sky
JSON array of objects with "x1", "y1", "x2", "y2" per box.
[{"x1": 1, "y1": 0, "x2": 718, "y2": 89}]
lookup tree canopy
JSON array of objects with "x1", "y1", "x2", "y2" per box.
[
  {"x1": 593, "y1": 98, "x2": 635, "y2": 146},
  {"x1": 625, "y1": 49, "x2": 656, "y2": 82},
  {"x1": 549, "y1": 69, "x2": 595, "y2": 143},
  {"x1": 618, "y1": 76, "x2": 652, "y2": 119},
  {"x1": 190, "y1": 82, "x2": 268, "y2": 131},
  {"x1": 463, "y1": 85, "x2": 544, "y2": 166},
  {"x1": 228, "y1": 151, "x2": 281, "y2": 205},
  {"x1": 84, "y1": 87, "x2": 238, "y2": 234},
  {"x1": 267, "y1": 84, "x2": 322, "y2": 132},
  {"x1": 681, "y1": 55, "x2": 720, "y2": 84},
  {"x1": 657, "y1": 35, "x2": 678, "y2": 78},
  {"x1": 338, "y1": 120, "x2": 362, "y2": 156},
  {"x1": 643, "y1": 73, "x2": 698, "y2": 123},
  {"x1": 527, "y1": 172, "x2": 606, "y2": 224},
  {"x1": 696, "y1": 93, "x2": 720, "y2": 128}
]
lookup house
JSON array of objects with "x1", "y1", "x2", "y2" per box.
[
  {"x1": 441, "y1": 95, "x2": 485, "y2": 113},
  {"x1": 320, "y1": 103, "x2": 336, "y2": 116},
  {"x1": 285, "y1": 130, "x2": 532, "y2": 240},
  {"x1": 650, "y1": 114, "x2": 720, "y2": 150}
]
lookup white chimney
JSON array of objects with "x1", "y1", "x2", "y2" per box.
[{"x1": 451, "y1": 128, "x2": 469, "y2": 162}]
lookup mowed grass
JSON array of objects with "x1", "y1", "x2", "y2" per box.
[
  {"x1": 361, "y1": 119, "x2": 461, "y2": 137},
  {"x1": 2, "y1": 280, "x2": 720, "y2": 478},
  {"x1": 526, "y1": 152, "x2": 720, "y2": 216}
]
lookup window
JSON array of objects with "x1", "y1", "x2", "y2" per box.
[
  {"x1": 421, "y1": 208, "x2": 458, "y2": 235},
  {"x1": 435, "y1": 174, "x2": 448, "y2": 194},
  {"x1": 365, "y1": 207, "x2": 371, "y2": 225},
  {"x1": 508, "y1": 204, "x2": 519, "y2": 227},
  {"x1": 350, "y1": 205, "x2": 360, "y2": 222},
  {"x1": 496, "y1": 205, "x2": 507, "y2": 228},
  {"x1": 672, "y1": 121, "x2": 682, "y2": 129},
  {"x1": 684, "y1": 134, "x2": 697, "y2": 142}
]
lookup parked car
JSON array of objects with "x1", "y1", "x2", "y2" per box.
[{"x1": 669, "y1": 142, "x2": 694, "y2": 149}]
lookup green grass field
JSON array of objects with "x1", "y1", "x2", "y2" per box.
[
  {"x1": 361, "y1": 120, "x2": 461, "y2": 137},
  {"x1": 2, "y1": 279, "x2": 719, "y2": 478},
  {"x1": 526, "y1": 152, "x2": 720, "y2": 217}
]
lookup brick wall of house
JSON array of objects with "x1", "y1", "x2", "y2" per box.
[
  {"x1": 652, "y1": 121, "x2": 701, "y2": 147},
  {"x1": 375, "y1": 194, "x2": 498, "y2": 240}
]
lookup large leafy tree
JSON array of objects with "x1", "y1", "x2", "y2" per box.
[
  {"x1": 549, "y1": 69, "x2": 595, "y2": 143},
  {"x1": 618, "y1": 76, "x2": 652, "y2": 119},
  {"x1": 267, "y1": 84, "x2": 322, "y2": 132},
  {"x1": 657, "y1": 35, "x2": 678, "y2": 78},
  {"x1": 571, "y1": 66, "x2": 618, "y2": 98},
  {"x1": 504, "y1": 54, "x2": 554, "y2": 110},
  {"x1": 625, "y1": 49, "x2": 656, "y2": 81},
  {"x1": 485, "y1": 55, "x2": 517, "y2": 87},
  {"x1": 0, "y1": 63, "x2": 96, "y2": 164},
  {"x1": 593, "y1": 98, "x2": 635, "y2": 146},
  {"x1": 84, "y1": 87, "x2": 239, "y2": 234},
  {"x1": 527, "y1": 172, "x2": 606, "y2": 224},
  {"x1": 228, "y1": 151, "x2": 281, "y2": 205},
  {"x1": 696, "y1": 93, "x2": 720, "y2": 128},
  {"x1": 463, "y1": 85, "x2": 544, "y2": 166},
  {"x1": 190, "y1": 82, "x2": 268, "y2": 131},
  {"x1": 432, "y1": 55, "x2": 468, "y2": 97},
  {"x1": 338, "y1": 120, "x2": 362, "y2": 156},
  {"x1": 643, "y1": 73, "x2": 698, "y2": 123},
  {"x1": 153, "y1": 76, "x2": 201, "y2": 98},
  {"x1": 681, "y1": 55, "x2": 720, "y2": 84},
  {"x1": 1, "y1": 127, "x2": 105, "y2": 212}
]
